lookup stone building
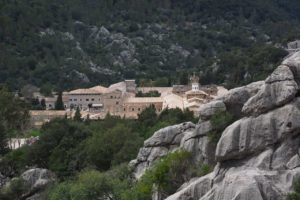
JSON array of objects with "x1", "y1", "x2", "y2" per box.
[
  {"x1": 39, "y1": 75, "x2": 228, "y2": 122},
  {"x1": 123, "y1": 97, "x2": 163, "y2": 118},
  {"x1": 45, "y1": 92, "x2": 69, "y2": 110},
  {"x1": 68, "y1": 86, "x2": 107, "y2": 111}
]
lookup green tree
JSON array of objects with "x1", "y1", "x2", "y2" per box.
[
  {"x1": 54, "y1": 92, "x2": 65, "y2": 110},
  {"x1": 73, "y1": 107, "x2": 81, "y2": 122},
  {"x1": 138, "y1": 105, "x2": 157, "y2": 127},
  {"x1": 208, "y1": 111, "x2": 234, "y2": 143},
  {"x1": 0, "y1": 87, "x2": 29, "y2": 155},
  {"x1": 41, "y1": 99, "x2": 46, "y2": 110},
  {"x1": 179, "y1": 72, "x2": 189, "y2": 85},
  {"x1": 287, "y1": 177, "x2": 300, "y2": 200}
]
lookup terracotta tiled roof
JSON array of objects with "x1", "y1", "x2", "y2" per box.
[
  {"x1": 185, "y1": 90, "x2": 209, "y2": 95},
  {"x1": 69, "y1": 86, "x2": 108, "y2": 94}
]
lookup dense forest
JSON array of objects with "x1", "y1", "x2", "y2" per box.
[{"x1": 1, "y1": 0, "x2": 300, "y2": 91}]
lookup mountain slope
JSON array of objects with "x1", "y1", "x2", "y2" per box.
[{"x1": 1, "y1": 0, "x2": 300, "y2": 90}]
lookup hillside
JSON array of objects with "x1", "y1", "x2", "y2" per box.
[
  {"x1": 1, "y1": 0, "x2": 300, "y2": 91},
  {"x1": 1, "y1": 50, "x2": 300, "y2": 200}
]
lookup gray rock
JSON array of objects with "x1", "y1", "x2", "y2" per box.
[
  {"x1": 165, "y1": 174, "x2": 214, "y2": 200},
  {"x1": 132, "y1": 122, "x2": 195, "y2": 179},
  {"x1": 167, "y1": 166, "x2": 300, "y2": 200},
  {"x1": 282, "y1": 51, "x2": 300, "y2": 83},
  {"x1": 286, "y1": 155, "x2": 300, "y2": 169},
  {"x1": 218, "y1": 81, "x2": 264, "y2": 117},
  {"x1": 144, "y1": 122, "x2": 195, "y2": 147},
  {"x1": 271, "y1": 136, "x2": 300, "y2": 170},
  {"x1": 21, "y1": 168, "x2": 55, "y2": 192},
  {"x1": 181, "y1": 121, "x2": 216, "y2": 164},
  {"x1": 0, "y1": 173, "x2": 9, "y2": 187},
  {"x1": 199, "y1": 101, "x2": 226, "y2": 121},
  {"x1": 242, "y1": 65, "x2": 298, "y2": 115},
  {"x1": 216, "y1": 99, "x2": 300, "y2": 162}
]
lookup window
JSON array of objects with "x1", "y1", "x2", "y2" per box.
[
  {"x1": 49, "y1": 104, "x2": 52, "y2": 107},
  {"x1": 138, "y1": 108, "x2": 141, "y2": 111},
  {"x1": 91, "y1": 98, "x2": 94, "y2": 101},
  {"x1": 116, "y1": 101, "x2": 119, "y2": 105},
  {"x1": 111, "y1": 96, "x2": 113, "y2": 99},
  {"x1": 132, "y1": 108, "x2": 134, "y2": 111},
  {"x1": 86, "y1": 99, "x2": 89, "y2": 101},
  {"x1": 80, "y1": 99, "x2": 82, "y2": 101},
  {"x1": 124, "y1": 108, "x2": 126, "y2": 111},
  {"x1": 74, "y1": 99, "x2": 77, "y2": 101},
  {"x1": 69, "y1": 99, "x2": 72, "y2": 101}
]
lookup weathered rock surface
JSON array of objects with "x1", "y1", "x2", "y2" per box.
[
  {"x1": 21, "y1": 168, "x2": 56, "y2": 192},
  {"x1": 282, "y1": 51, "x2": 300, "y2": 83},
  {"x1": 0, "y1": 168, "x2": 55, "y2": 200},
  {"x1": 216, "y1": 98, "x2": 300, "y2": 161},
  {"x1": 0, "y1": 173, "x2": 9, "y2": 187},
  {"x1": 135, "y1": 51, "x2": 300, "y2": 200},
  {"x1": 217, "y1": 81, "x2": 264, "y2": 117},
  {"x1": 242, "y1": 65, "x2": 298, "y2": 115},
  {"x1": 199, "y1": 101, "x2": 226, "y2": 121},
  {"x1": 130, "y1": 120, "x2": 216, "y2": 179}
]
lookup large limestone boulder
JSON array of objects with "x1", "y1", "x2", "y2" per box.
[
  {"x1": 218, "y1": 81, "x2": 264, "y2": 117},
  {"x1": 130, "y1": 121, "x2": 216, "y2": 179},
  {"x1": 282, "y1": 51, "x2": 300, "y2": 83},
  {"x1": 21, "y1": 168, "x2": 56, "y2": 193},
  {"x1": 242, "y1": 65, "x2": 298, "y2": 115},
  {"x1": 216, "y1": 98, "x2": 300, "y2": 162},
  {"x1": 143, "y1": 122, "x2": 195, "y2": 148},
  {"x1": 130, "y1": 122, "x2": 195, "y2": 179},
  {"x1": 134, "y1": 51, "x2": 300, "y2": 200},
  {"x1": 165, "y1": 174, "x2": 214, "y2": 200},
  {"x1": 198, "y1": 101, "x2": 226, "y2": 121},
  {"x1": 181, "y1": 121, "x2": 216, "y2": 165}
]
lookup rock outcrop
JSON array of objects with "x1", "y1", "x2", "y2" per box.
[
  {"x1": 21, "y1": 168, "x2": 56, "y2": 193},
  {"x1": 242, "y1": 65, "x2": 298, "y2": 115},
  {"x1": 2, "y1": 168, "x2": 55, "y2": 200},
  {"x1": 132, "y1": 51, "x2": 300, "y2": 200},
  {"x1": 0, "y1": 173, "x2": 9, "y2": 187}
]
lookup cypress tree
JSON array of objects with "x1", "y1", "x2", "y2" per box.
[
  {"x1": 74, "y1": 107, "x2": 82, "y2": 121},
  {"x1": 55, "y1": 92, "x2": 65, "y2": 110},
  {"x1": 41, "y1": 99, "x2": 46, "y2": 110}
]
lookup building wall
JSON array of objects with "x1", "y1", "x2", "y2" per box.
[
  {"x1": 172, "y1": 85, "x2": 191, "y2": 97},
  {"x1": 30, "y1": 111, "x2": 71, "y2": 127},
  {"x1": 122, "y1": 102, "x2": 163, "y2": 119},
  {"x1": 46, "y1": 96, "x2": 69, "y2": 110},
  {"x1": 103, "y1": 90, "x2": 123, "y2": 115},
  {"x1": 68, "y1": 93, "x2": 103, "y2": 111},
  {"x1": 125, "y1": 80, "x2": 137, "y2": 93}
]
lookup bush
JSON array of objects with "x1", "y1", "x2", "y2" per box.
[
  {"x1": 47, "y1": 165, "x2": 131, "y2": 200},
  {"x1": 287, "y1": 177, "x2": 300, "y2": 200},
  {"x1": 125, "y1": 150, "x2": 212, "y2": 199},
  {"x1": 0, "y1": 178, "x2": 29, "y2": 200},
  {"x1": 208, "y1": 111, "x2": 235, "y2": 143}
]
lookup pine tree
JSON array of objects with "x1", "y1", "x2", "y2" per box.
[
  {"x1": 55, "y1": 92, "x2": 65, "y2": 110},
  {"x1": 74, "y1": 107, "x2": 82, "y2": 121}
]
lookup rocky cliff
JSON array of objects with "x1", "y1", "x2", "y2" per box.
[{"x1": 131, "y1": 51, "x2": 300, "y2": 200}]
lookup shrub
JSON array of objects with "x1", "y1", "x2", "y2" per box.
[
  {"x1": 287, "y1": 177, "x2": 300, "y2": 200},
  {"x1": 125, "y1": 150, "x2": 213, "y2": 199},
  {"x1": 0, "y1": 178, "x2": 29, "y2": 200},
  {"x1": 208, "y1": 111, "x2": 234, "y2": 143}
]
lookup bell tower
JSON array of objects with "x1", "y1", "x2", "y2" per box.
[{"x1": 190, "y1": 73, "x2": 200, "y2": 91}]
